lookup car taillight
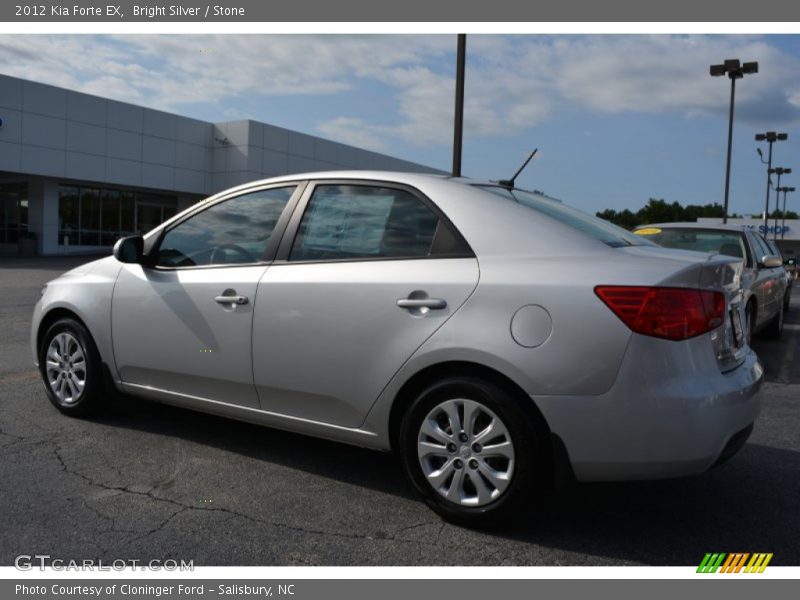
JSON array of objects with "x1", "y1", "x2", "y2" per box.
[{"x1": 594, "y1": 286, "x2": 725, "y2": 341}]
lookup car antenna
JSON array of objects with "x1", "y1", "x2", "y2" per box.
[{"x1": 498, "y1": 149, "x2": 537, "y2": 189}]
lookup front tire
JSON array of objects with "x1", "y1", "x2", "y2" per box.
[
  {"x1": 745, "y1": 301, "x2": 756, "y2": 346},
  {"x1": 398, "y1": 377, "x2": 547, "y2": 524},
  {"x1": 39, "y1": 318, "x2": 104, "y2": 417},
  {"x1": 764, "y1": 300, "x2": 784, "y2": 340}
]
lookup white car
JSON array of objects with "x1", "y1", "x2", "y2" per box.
[{"x1": 32, "y1": 172, "x2": 763, "y2": 522}]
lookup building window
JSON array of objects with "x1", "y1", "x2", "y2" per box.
[
  {"x1": 0, "y1": 183, "x2": 29, "y2": 245},
  {"x1": 58, "y1": 184, "x2": 178, "y2": 247},
  {"x1": 100, "y1": 190, "x2": 120, "y2": 247},
  {"x1": 120, "y1": 191, "x2": 135, "y2": 237}
]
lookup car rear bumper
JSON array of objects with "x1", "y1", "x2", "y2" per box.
[{"x1": 534, "y1": 332, "x2": 764, "y2": 481}]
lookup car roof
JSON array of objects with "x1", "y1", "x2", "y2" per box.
[
  {"x1": 635, "y1": 222, "x2": 751, "y2": 233},
  {"x1": 186, "y1": 170, "x2": 610, "y2": 259}
]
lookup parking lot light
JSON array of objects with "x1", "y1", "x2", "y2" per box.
[
  {"x1": 755, "y1": 131, "x2": 789, "y2": 232},
  {"x1": 780, "y1": 186, "x2": 796, "y2": 240},
  {"x1": 769, "y1": 167, "x2": 792, "y2": 240},
  {"x1": 710, "y1": 59, "x2": 759, "y2": 223}
]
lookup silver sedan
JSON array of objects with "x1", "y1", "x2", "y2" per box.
[{"x1": 31, "y1": 172, "x2": 763, "y2": 523}]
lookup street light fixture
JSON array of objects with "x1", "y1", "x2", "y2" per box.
[
  {"x1": 710, "y1": 59, "x2": 758, "y2": 223},
  {"x1": 779, "y1": 186, "x2": 796, "y2": 241},
  {"x1": 755, "y1": 131, "x2": 788, "y2": 232},
  {"x1": 769, "y1": 167, "x2": 791, "y2": 240}
]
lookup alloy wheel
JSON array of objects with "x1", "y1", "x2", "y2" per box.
[
  {"x1": 45, "y1": 332, "x2": 87, "y2": 404},
  {"x1": 417, "y1": 398, "x2": 515, "y2": 507}
]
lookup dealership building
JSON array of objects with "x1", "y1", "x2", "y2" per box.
[{"x1": 0, "y1": 73, "x2": 439, "y2": 256}]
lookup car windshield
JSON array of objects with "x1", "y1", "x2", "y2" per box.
[
  {"x1": 475, "y1": 185, "x2": 652, "y2": 248},
  {"x1": 634, "y1": 227, "x2": 748, "y2": 260}
]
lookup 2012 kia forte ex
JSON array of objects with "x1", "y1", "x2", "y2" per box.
[{"x1": 31, "y1": 172, "x2": 764, "y2": 523}]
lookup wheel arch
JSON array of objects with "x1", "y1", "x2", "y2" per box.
[
  {"x1": 388, "y1": 361, "x2": 552, "y2": 449},
  {"x1": 36, "y1": 307, "x2": 91, "y2": 359}
]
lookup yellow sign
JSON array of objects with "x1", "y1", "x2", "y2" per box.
[{"x1": 634, "y1": 227, "x2": 662, "y2": 235}]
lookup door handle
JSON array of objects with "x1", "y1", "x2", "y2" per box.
[
  {"x1": 397, "y1": 298, "x2": 447, "y2": 310},
  {"x1": 215, "y1": 294, "x2": 249, "y2": 305}
]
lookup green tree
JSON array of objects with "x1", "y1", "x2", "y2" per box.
[
  {"x1": 767, "y1": 209, "x2": 799, "y2": 219},
  {"x1": 598, "y1": 198, "x2": 730, "y2": 229}
]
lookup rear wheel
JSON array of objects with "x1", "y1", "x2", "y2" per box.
[
  {"x1": 398, "y1": 377, "x2": 546, "y2": 524},
  {"x1": 39, "y1": 318, "x2": 104, "y2": 417}
]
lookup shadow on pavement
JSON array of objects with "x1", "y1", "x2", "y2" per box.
[{"x1": 93, "y1": 388, "x2": 799, "y2": 565}]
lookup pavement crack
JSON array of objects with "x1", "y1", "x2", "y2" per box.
[
  {"x1": 0, "y1": 427, "x2": 25, "y2": 441},
  {"x1": 128, "y1": 506, "x2": 191, "y2": 544},
  {"x1": 397, "y1": 520, "x2": 438, "y2": 532},
  {"x1": 50, "y1": 443, "x2": 494, "y2": 555}
]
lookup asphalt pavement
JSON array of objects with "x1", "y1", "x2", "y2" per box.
[{"x1": 1, "y1": 257, "x2": 798, "y2": 566}]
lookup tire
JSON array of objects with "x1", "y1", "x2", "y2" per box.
[
  {"x1": 784, "y1": 290, "x2": 791, "y2": 311},
  {"x1": 39, "y1": 318, "x2": 105, "y2": 417},
  {"x1": 398, "y1": 377, "x2": 547, "y2": 524},
  {"x1": 763, "y1": 300, "x2": 784, "y2": 340}
]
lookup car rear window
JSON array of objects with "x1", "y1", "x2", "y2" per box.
[
  {"x1": 475, "y1": 185, "x2": 651, "y2": 248},
  {"x1": 634, "y1": 227, "x2": 748, "y2": 262}
]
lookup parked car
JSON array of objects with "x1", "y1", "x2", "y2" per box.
[
  {"x1": 785, "y1": 256, "x2": 798, "y2": 277},
  {"x1": 764, "y1": 240, "x2": 793, "y2": 310},
  {"x1": 634, "y1": 223, "x2": 787, "y2": 341},
  {"x1": 32, "y1": 173, "x2": 763, "y2": 523}
]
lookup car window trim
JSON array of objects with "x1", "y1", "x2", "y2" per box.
[
  {"x1": 273, "y1": 178, "x2": 474, "y2": 265},
  {"x1": 147, "y1": 181, "x2": 307, "y2": 271}
]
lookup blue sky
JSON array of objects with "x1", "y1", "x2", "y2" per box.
[{"x1": 1, "y1": 34, "x2": 799, "y2": 216}]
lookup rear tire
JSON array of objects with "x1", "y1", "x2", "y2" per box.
[
  {"x1": 39, "y1": 318, "x2": 105, "y2": 417},
  {"x1": 398, "y1": 377, "x2": 547, "y2": 524}
]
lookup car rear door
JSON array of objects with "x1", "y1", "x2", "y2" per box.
[
  {"x1": 251, "y1": 181, "x2": 479, "y2": 428},
  {"x1": 112, "y1": 184, "x2": 302, "y2": 408},
  {"x1": 747, "y1": 230, "x2": 782, "y2": 328}
]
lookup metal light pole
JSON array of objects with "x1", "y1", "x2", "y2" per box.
[
  {"x1": 710, "y1": 59, "x2": 758, "y2": 223},
  {"x1": 780, "y1": 186, "x2": 795, "y2": 241},
  {"x1": 452, "y1": 34, "x2": 466, "y2": 178},
  {"x1": 770, "y1": 167, "x2": 791, "y2": 239},
  {"x1": 755, "y1": 131, "x2": 788, "y2": 233}
]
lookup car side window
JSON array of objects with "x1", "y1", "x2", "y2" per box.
[
  {"x1": 156, "y1": 186, "x2": 295, "y2": 267},
  {"x1": 751, "y1": 233, "x2": 773, "y2": 265},
  {"x1": 289, "y1": 185, "x2": 441, "y2": 261}
]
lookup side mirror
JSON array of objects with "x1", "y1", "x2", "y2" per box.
[
  {"x1": 113, "y1": 236, "x2": 144, "y2": 264},
  {"x1": 761, "y1": 255, "x2": 783, "y2": 269}
]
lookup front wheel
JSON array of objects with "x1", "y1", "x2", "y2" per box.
[
  {"x1": 398, "y1": 377, "x2": 547, "y2": 524},
  {"x1": 39, "y1": 318, "x2": 104, "y2": 417},
  {"x1": 745, "y1": 302, "x2": 756, "y2": 346},
  {"x1": 764, "y1": 301, "x2": 784, "y2": 340}
]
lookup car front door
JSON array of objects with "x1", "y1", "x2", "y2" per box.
[
  {"x1": 111, "y1": 184, "x2": 300, "y2": 408},
  {"x1": 251, "y1": 181, "x2": 480, "y2": 428},
  {"x1": 747, "y1": 230, "x2": 782, "y2": 328}
]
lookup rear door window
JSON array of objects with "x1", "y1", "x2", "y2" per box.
[{"x1": 290, "y1": 184, "x2": 453, "y2": 261}]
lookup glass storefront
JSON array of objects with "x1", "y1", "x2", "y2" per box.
[
  {"x1": 58, "y1": 184, "x2": 177, "y2": 247},
  {"x1": 0, "y1": 182, "x2": 29, "y2": 246}
]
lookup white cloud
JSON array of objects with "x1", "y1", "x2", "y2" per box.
[
  {"x1": 0, "y1": 34, "x2": 798, "y2": 151},
  {"x1": 317, "y1": 117, "x2": 389, "y2": 152}
]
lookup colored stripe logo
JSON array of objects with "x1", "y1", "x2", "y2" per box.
[{"x1": 697, "y1": 553, "x2": 773, "y2": 573}]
